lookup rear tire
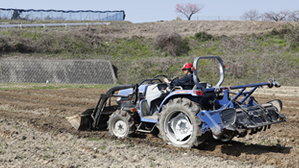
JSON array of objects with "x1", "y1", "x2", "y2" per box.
[
  {"x1": 158, "y1": 98, "x2": 205, "y2": 148},
  {"x1": 108, "y1": 110, "x2": 135, "y2": 138}
]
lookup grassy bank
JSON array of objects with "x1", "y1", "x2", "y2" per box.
[{"x1": 0, "y1": 21, "x2": 298, "y2": 86}]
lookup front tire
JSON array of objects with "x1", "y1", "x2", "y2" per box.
[
  {"x1": 158, "y1": 98, "x2": 205, "y2": 148},
  {"x1": 108, "y1": 110, "x2": 135, "y2": 138}
]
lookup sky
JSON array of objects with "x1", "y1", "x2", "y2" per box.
[{"x1": 1, "y1": 0, "x2": 299, "y2": 23}]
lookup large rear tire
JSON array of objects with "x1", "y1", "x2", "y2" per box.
[
  {"x1": 158, "y1": 98, "x2": 205, "y2": 148},
  {"x1": 108, "y1": 110, "x2": 135, "y2": 138}
]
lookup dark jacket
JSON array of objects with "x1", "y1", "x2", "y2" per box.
[{"x1": 171, "y1": 73, "x2": 199, "y2": 90}]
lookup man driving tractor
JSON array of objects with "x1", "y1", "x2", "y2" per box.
[{"x1": 164, "y1": 62, "x2": 198, "y2": 89}]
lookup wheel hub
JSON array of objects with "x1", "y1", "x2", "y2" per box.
[
  {"x1": 113, "y1": 120, "x2": 127, "y2": 137},
  {"x1": 177, "y1": 121, "x2": 188, "y2": 133},
  {"x1": 168, "y1": 113, "x2": 192, "y2": 142}
]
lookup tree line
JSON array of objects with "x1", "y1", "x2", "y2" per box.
[
  {"x1": 175, "y1": 3, "x2": 299, "y2": 22},
  {"x1": 241, "y1": 9, "x2": 299, "y2": 22}
]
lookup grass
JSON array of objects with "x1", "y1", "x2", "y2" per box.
[
  {"x1": 1, "y1": 22, "x2": 299, "y2": 86},
  {"x1": 109, "y1": 38, "x2": 157, "y2": 60}
]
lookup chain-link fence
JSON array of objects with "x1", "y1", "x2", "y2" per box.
[{"x1": 0, "y1": 59, "x2": 116, "y2": 84}]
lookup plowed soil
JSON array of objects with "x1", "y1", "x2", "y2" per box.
[{"x1": 0, "y1": 86, "x2": 298, "y2": 168}]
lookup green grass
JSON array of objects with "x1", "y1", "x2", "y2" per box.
[
  {"x1": 0, "y1": 24, "x2": 296, "y2": 59},
  {"x1": 274, "y1": 38, "x2": 286, "y2": 47},
  {"x1": 260, "y1": 36, "x2": 286, "y2": 47},
  {"x1": 108, "y1": 38, "x2": 157, "y2": 60}
]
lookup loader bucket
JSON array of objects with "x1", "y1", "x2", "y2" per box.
[
  {"x1": 67, "y1": 84, "x2": 138, "y2": 131},
  {"x1": 66, "y1": 108, "x2": 93, "y2": 131}
]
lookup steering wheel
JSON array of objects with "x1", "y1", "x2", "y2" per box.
[
  {"x1": 153, "y1": 74, "x2": 180, "y2": 92},
  {"x1": 152, "y1": 74, "x2": 170, "y2": 84},
  {"x1": 138, "y1": 74, "x2": 168, "y2": 85},
  {"x1": 153, "y1": 74, "x2": 170, "y2": 80}
]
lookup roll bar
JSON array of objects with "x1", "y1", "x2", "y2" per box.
[{"x1": 192, "y1": 56, "x2": 225, "y2": 91}]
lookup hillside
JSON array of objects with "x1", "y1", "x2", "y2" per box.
[
  {"x1": 0, "y1": 20, "x2": 298, "y2": 85},
  {"x1": 94, "y1": 20, "x2": 290, "y2": 38}
]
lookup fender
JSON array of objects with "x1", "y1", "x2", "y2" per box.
[
  {"x1": 118, "y1": 84, "x2": 147, "y2": 96},
  {"x1": 157, "y1": 90, "x2": 203, "y2": 113}
]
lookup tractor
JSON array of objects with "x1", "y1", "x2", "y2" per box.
[{"x1": 67, "y1": 56, "x2": 285, "y2": 148}]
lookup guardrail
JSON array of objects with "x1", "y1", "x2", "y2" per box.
[{"x1": 0, "y1": 22, "x2": 110, "y2": 28}]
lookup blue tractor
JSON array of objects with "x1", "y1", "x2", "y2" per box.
[{"x1": 67, "y1": 56, "x2": 285, "y2": 147}]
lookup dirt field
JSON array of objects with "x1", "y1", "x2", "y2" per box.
[{"x1": 0, "y1": 85, "x2": 298, "y2": 168}]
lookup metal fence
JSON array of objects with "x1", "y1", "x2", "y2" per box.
[
  {"x1": 0, "y1": 59, "x2": 116, "y2": 84},
  {"x1": 193, "y1": 15, "x2": 241, "y2": 21},
  {"x1": 0, "y1": 8, "x2": 125, "y2": 21},
  {"x1": 188, "y1": 15, "x2": 271, "y2": 21}
]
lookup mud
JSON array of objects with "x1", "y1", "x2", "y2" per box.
[{"x1": 0, "y1": 86, "x2": 298, "y2": 167}]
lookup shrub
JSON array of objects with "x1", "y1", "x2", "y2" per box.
[
  {"x1": 194, "y1": 31, "x2": 213, "y2": 42},
  {"x1": 155, "y1": 31, "x2": 186, "y2": 56},
  {"x1": 270, "y1": 27, "x2": 288, "y2": 36},
  {"x1": 282, "y1": 23, "x2": 299, "y2": 50}
]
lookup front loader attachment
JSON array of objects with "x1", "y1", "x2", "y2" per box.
[
  {"x1": 66, "y1": 108, "x2": 93, "y2": 130},
  {"x1": 66, "y1": 84, "x2": 139, "y2": 131}
]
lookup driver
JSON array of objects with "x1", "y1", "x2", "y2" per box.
[{"x1": 163, "y1": 63, "x2": 198, "y2": 90}]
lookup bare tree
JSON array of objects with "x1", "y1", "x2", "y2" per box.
[
  {"x1": 241, "y1": 9, "x2": 261, "y2": 21},
  {"x1": 288, "y1": 10, "x2": 299, "y2": 22},
  {"x1": 175, "y1": 3, "x2": 204, "y2": 20},
  {"x1": 262, "y1": 11, "x2": 290, "y2": 21}
]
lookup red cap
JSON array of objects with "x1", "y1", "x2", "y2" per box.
[{"x1": 182, "y1": 63, "x2": 193, "y2": 71}]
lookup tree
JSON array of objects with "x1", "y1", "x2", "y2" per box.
[
  {"x1": 288, "y1": 10, "x2": 299, "y2": 22},
  {"x1": 175, "y1": 3, "x2": 204, "y2": 21},
  {"x1": 262, "y1": 11, "x2": 290, "y2": 21},
  {"x1": 241, "y1": 9, "x2": 261, "y2": 21}
]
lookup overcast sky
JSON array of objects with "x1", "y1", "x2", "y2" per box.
[{"x1": 1, "y1": 0, "x2": 298, "y2": 23}]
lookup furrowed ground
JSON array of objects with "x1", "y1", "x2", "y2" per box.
[{"x1": 0, "y1": 85, "x2": 298, "y2": 168}]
